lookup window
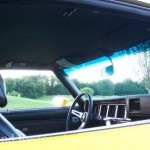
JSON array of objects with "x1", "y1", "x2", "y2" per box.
[
  {"x1": 65, "y1": 40, "x2": 150, "y2": 98},
  {"x1": 0, "y1": 70, "x2": 73, "y2": 110}
]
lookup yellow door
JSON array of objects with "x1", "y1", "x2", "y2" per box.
[{"x1": 0, "y1": 124, "x2": 150, "y2": 150}]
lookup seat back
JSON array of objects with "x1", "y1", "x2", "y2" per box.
[{"x1": 0, "y1": 74, "x2": 7, "y2": 107}]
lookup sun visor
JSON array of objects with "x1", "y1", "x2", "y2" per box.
[
  {"x1": 0, "y1": 75, "x2": 7, "y2": 107},
  {"x1": 56, "y1": 58, "x2": 75, "y2": 68}
]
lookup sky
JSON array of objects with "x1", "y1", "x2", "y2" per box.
[
  {"x1": 0, "y1": 70, "x2": 53, "y2": 79},
  {"x1": 137, "y1": 0, "x2": 150, "y2": 3},
  {"x1": 67, "y1": 55, "x2": 139, "y2": 83}
]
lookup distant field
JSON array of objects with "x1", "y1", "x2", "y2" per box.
[
  {"x1": 38, "y1": 95, "x2": 74, "y2": 106},
  {"x1": 38, "y1": 95, "x2": 111, "y2": 101},
  {"x1": 0, "y1": 95, "x2": 115, "y2": 110},
  {"x1": 1, "y1": 95, "x2": 54, "y2": 110},
  {"x1": 2, "y1": 95, "x2": 75, "y2": 110},
  {"x1": 38, "y1": 95, "x2": 74, "y2": 101}
]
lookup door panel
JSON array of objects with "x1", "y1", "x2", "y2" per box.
[{"x1": 1, "y1": 107, "x2": 69, "y2": 136}]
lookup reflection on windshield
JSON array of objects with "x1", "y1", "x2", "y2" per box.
[
  {"x1": 64, "y1": 57, "x2": 112, "y2": 83},
  {"x1": 64, "y1": 56, "x2": 111, "y2": 75},
  {"x1": 64, "y1": 40, "x2": 150, "y2": 97}
]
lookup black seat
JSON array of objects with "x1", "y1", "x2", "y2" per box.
[{"x1": 0, "y1": 74, "x2": 25, "y2": 139}]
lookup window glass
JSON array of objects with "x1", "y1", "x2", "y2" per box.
[
  {"x1": 65, "y1": 40, "x2": 150, "y2": 98},
  {"x1": 0, "y1": 70, "x2": 73, "y2": 110}
]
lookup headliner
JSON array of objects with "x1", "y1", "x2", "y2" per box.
[{"x1": 0, "y1": 1, "x2": 149, "y2": 69}]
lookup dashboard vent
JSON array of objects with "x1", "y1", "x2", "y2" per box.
[
  {"x1": 108, "y1": 105, "x2": 116, "y2": 117},
  {"x1": 129, "y1": 99, "x2": 141, "y2": 112},
  {"x1": 117, "y1": 105, "x2": 126, "y2": 118},
  {"x1": 94, "y1": 105, "x2": 99, "y2": 115},
  {"x1": 101, "y1": 105, "x2": 107, "y2": 117}
]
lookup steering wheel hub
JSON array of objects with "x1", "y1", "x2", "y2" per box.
[
  {"x1": 66, "y1": 92, "x2": 93, "y2": 131},
  {"x1": 81, "y1": 112, "x2": 88, "y2": 122}
]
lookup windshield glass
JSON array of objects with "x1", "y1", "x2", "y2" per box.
[
  {"x1": 116, "y1": 0, "x2": 150, "y2": 7},
  {"x1": 64, "y1": 40, "x2": 150, "y2": 98}
]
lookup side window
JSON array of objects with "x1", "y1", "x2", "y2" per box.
[{"x1": 0, "y1": 70, "x2": 73, "y2": 110}]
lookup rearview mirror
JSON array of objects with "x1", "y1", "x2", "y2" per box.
[{"x1": 101, "y1": 65, "x2": 114, "y2": 77}]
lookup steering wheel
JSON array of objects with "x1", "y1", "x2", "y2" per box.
[{"x1": 66, "y1": 92, "x2": 93, "y2": 131}]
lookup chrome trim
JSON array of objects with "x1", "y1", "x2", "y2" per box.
[
  {"x1": 94, "y1": 104, "x2": 127, "y2": 122},
  {"x1": 98, "y1": 104, "x2": 102, "y2": 119},
  {"x1": 115, "y1": 105, "x2": 118, "y2": 118},
  {"x1": 124, "y1": 106, "x2": 127, "y2": 119},
  {"x1": 106, "y1": 105, "x2": 109, "y2": 117},
  {"x1": 103, "y1": 117, "x2": 111, "y2": 126}
]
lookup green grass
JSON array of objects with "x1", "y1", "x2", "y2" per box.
[
  {"x1": 1, "y1": 95, "x2": 54, "y2": 110},
  {"x1": 38, "y1": 95, "x2": 74, "y2": 101},
  {"x1": 2, "y1": 95, "x2": 75, "y2": 110},
  {"x1": 38, "y1": 95, "x2": 74, "y2": 106},
  {"x1": 37, "y1": 95, "x2": 54, "y2": 101},
  {"x1": 92, "y1": 95, "x2": 116, "y2": 99},
  {"x1": 0, "y1": 95, "x2": 116, "y2": 111}
]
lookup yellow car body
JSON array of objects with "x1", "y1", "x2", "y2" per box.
[{"x1": 1, "y1": 120, "x2": 150, "y2": 150}]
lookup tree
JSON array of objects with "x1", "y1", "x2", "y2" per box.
[
  {"x1": 5, "y1": 78, "x2": 16, "y2": 93},
  {"x1": 15, "y1": 76, "x2": 47, "y2": 99},
  {"x1": 16, "y1": 77, "x2": 37, "y2": 98},
  {"x1": 48, "y1": 75, "x2": 69, "y2": 95},
  {"x1": 118, "y1": 40, "x2": 150, "y2": 93},
  {"x1": 114, "y1": 79, "x2": 147, "y2": 96},
  {"x1": 94, "y1": 79, "x2": 115, "y2": 96},
  {"x1": 34, "y1": 81, "x2": 47, "y2": 98},
  {"x1": 80, "y1": 87, "x2": 95, "y2": 95},
  {"x1": 134, "y1": 50, "x2": 150, "y2": 93}
]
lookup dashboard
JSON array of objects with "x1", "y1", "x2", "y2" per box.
[{"x1": 92, "y1": 94, "x2": 150, "y2": 126}]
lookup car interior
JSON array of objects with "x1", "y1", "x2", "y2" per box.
[{"x1": 0, "y1": 0, "x2": 150, "y2": 140}]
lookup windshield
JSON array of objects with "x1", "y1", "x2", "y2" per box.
[
  {"x1": 64, "y1": 40, "x2": 150, "y2": 97},
  {"x1": 116, "y1": 0, "x2": 150, "y2": 8}
]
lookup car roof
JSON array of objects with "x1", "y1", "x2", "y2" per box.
[{"x1": 0, "y1": 0, "x2": 149, "y2": 69}]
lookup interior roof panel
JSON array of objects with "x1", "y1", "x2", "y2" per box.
[{"x1": 0, "y1": 2, "x2": 149, "y2": 68}]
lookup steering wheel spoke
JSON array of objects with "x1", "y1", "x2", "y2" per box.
[
  {"x1": 78, "y1": 122, "x2": 86, "y2": 130},
  {"x1": 66, "y1": 92, "x2": 93, "y2": 131},
  {"x1": 71, "y1": 109, "x2": 83, "y2": 118}
]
